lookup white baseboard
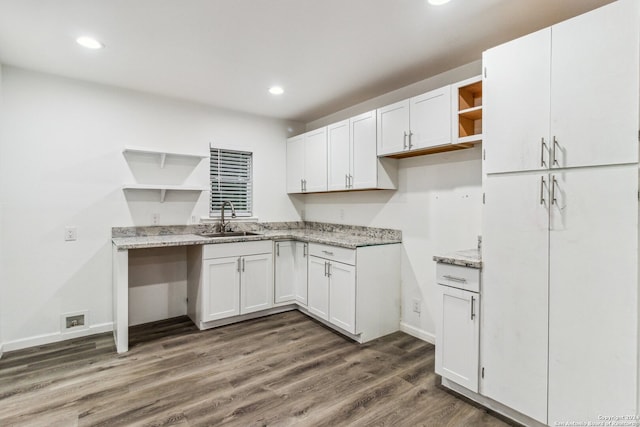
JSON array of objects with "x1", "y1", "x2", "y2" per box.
[
  {"x1": 2, "y1": 322, "x2": 113, "y2": 353},
  {"x1": 400, "y1": 322, "x2": 436, "y2": 344}
]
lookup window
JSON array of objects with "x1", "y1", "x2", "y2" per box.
[{"x1": 210, "y1": 147, "x2": 253, "y2": 217}]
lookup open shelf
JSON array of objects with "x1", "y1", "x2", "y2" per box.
[
  {"x1": 123, "y1": 146, "x2": 208, "y2": 168},
  {"x1": 455, "y1": 77, "x2": 483, "y2": 143},
  {"x1": 123, "y1": 184, "x2": 209, "y2": 203}
]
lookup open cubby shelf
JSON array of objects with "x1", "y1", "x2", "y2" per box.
[{"x1": 456, "y1": 78, "x2": 483, "y2": 142}]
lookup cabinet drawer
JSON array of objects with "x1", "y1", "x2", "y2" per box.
[
  {"x1": 203, "y1": 240, "x2": 272, "y2": 259},
  {"x1": 309, "y1": 243, "x2": 356, "y2": 266},
  {"x1": 436, "y1": 263, "x2": 480, "y2": 293}
]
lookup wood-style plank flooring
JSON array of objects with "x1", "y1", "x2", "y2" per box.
[{"x1": 0, "y1": 311, "x2": 514, "y2": 426}]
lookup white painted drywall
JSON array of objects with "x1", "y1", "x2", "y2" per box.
[
  {"x1": 304, "y1": 61, "x2": 484, "y2": 340},
  {"x1": 0, "y1": 66, "x2": 303, "y2": 349},
  {"x1": 0, "y1": 62, "x2": 4, "y2": 357}
]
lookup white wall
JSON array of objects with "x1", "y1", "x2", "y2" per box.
[
  {"x1": 0, "y1": 66, "x2": 303, "y2": 349},
  {"x1": 0, "y1": 62, "x2": 4, "y2": 356},
  {"x1": 303, "y1": 61, "x2": 484, "y2": 340}
]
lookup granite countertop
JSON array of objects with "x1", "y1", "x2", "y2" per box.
[
  {"x1": 112, "y1": 222, "x2": 402, "y2": 250},
  {"x1": 433, "y1": 248, "x2": 482, "y2": 269}
]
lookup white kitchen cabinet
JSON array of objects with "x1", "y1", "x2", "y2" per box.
[
  {"x1": 294, "y1": 242, "x2": 308, "y2": 305},
  {"x1": 376, "y1": 99, "x2": 410, "y2": 156},
  {"x1": 409, "y1": 86, "x2": 451, "y2": 150},
  {"x1": 483, "y1": 28, "x2": 551, "y2": 174},
  {"x1": 435, "y1": 263, "x2": 480, "y2": 393},
  {"x1": 187, "y1": 240, "x2": 273, "y2": 329},
  {"x1": 274, "y1": 240, "x2": 308, "y2": 305},
  {"x1": 482, "y1": 173, "x2": 550, "y2": 423},
  {"x1": 328, "y1": 111, "x2": 397, "y2": 192},
  {"x1": 240, "y1": 253, "x2": 273, "y2": 315},
  {"x1": 306, "y1": 243, "x2": 400, "y2": 342},
  {"x1": 286, "y1": 135, "x2": 305, "y2": 193},
  {"x1": 327, "y1": 261, "x2": 356, "y2": 334},
  {"x1": 286, "y1": 128, "x2": 327, "y2": 193},
  {"x1": 483, "y1": 0, "x2": 639, "y2": 174},
  {"x1": 547, "y1": 166, "x2": 638, "y2": 424},
  {"x1": 308, "y1": 255, "x2": 330, "y2": 320},
  {"x1": 202, "y1": 256, "x2": 241, "y2": 321}
]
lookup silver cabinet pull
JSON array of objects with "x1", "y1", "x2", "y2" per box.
[
  {"x1": 276, "y1": 242, "x2": 280, "y2": 257},
  {"x1": 471, "y1": 296, "x2": 476, "y2": 320},
  {"x1": 349, "y1": 175, "x2": 353, "y2": 188},
  {"x1": 551, "y1": 175, "x2": 558, "y2": 205},
  {"x1": 322, "y1": 250, "x2": 334, "y2": 256},
  {"x1": 242, "y1": 257, "x2": 245, "y2": 272},
  {"x1": 303, "y1": 179, "x2": 307, "y2": 192},
  {"x1": 552, "y1": 136, "x2": 560, "y2": 166},
  {"x1": 540, "y1": 137, "x2": 547, "y2": 167},
  {"x1": 443, "y1": 275, "x2": 467, "y2": 283},
  {"x1": 403, "y1": 131, "x2": 408, "y2": 149},
  {"x1": 324, "y1": 261, "x2": 328, "y2": 277},
  {"x1": 303, "y1": 243, "x2": 307, "y2": 257},
  {"x1": 345, "y1": 174, "x2": 349, "y2": 188},
  {"x1": 408, "y1": 131, "x2": 413, "y2": 149},
  {"x1": 328, "y1": 262, "x2": 332, "y2": 277},
  {"x1": 237, "y1": 257, "x2": 241, "y2": 272},
  {"x1": 540, "y1": 176, "x2": 546, "y2": 205}
]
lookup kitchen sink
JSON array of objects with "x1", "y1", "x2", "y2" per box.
[{"x1": 199, "y1": 231, "x2": 262, "y2": 238}]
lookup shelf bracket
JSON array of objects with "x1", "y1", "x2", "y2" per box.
[
  {"x1": 160, "y1": 189, "x2": 167, "y2": 203},
  {"x1": 159, "y1": 153, "x2": 167, "y2": 169}
]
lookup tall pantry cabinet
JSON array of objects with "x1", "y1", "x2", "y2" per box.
[{"x1": 482, "y1": 0, "x2": 640, "y2": 424}]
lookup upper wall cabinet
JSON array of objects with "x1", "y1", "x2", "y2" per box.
[
  {"x1": 288, "y1": 112, "x2": 397, "y2": 194},
  {"x1": 327, "y1": 111, "x2": 397, "y2": 192},
  {"x1": 484, "y1": 0, "x2": 639, "y2": 174},
  {"x1": 452, "y1": 76, "x2": 483, "y2": 145},
  {"x1": 377, "y1": 86, "x2": 452, "y2": 157},
  {"x1": 286, "y1": 128, "x2": 328, "y2": 193}
]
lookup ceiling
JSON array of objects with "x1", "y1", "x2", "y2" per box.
[{"x1": 0, "y1": 0, "x2": 613, "y2": 123}]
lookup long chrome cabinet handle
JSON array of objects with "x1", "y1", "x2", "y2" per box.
[
  {"x1": 551, "y1": 175, "x2": 558, "y2": 205},
  {"x1": 324, "y1": 261, "x2": 328, "y2": 276},
  {"x1": 471, "y1": 296, "x2": 476, "y2": 320},
  {"x1": 327, "y1": 262, "x2": 332, "y2": 277},
  {"x1": 443, "y1": 275, "x2": 467, "y2": 283},
  {"x1": 322, "y1": 250, "x2": 334, "y2": 256},
  {"x1": 552, "y1": 136, "x2": 560, "y2": 166},
  {"x1": 300, "y1": 179, "x2": 304, "y2": 192},
  {"x1": 303, "y1": 243, "x2": 307, "y2": 257},
  {"x1": 540, "y1": 138, "x2": 547, "y2": 167},
  {"x1": 349, "y1": 175, "x2": 353, "y2": 188},
  {"x1": 408, "y1": 131, "x2": 413, "y2": 149},
  {"x1": 242, "y1": 257, "x2": 245, "y2": 272},
  {"x1": 403, "y1": 131, "x2": 408, "y2": 149},
  {"x1": 540, "y1": 176, "x2": 546, "y2": 205},
  {"x1": 237, "y1": 257, "x2": 241, "y2": 272},
  {"x1": 345, "y1": 174, "x2": 349, "y2": 188},
  {"x1": 276, "y1": 243, "x2": 280, "y2": 256}
]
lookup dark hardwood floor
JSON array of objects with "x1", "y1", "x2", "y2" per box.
[{"x1": 0, "y1": 311, "x2": 513, "y2": 426}]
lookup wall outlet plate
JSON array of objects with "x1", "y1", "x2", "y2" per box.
[
  {"x1": 64, "y1": 226, "x2": 77, "y2": 241},
  {"x1": 412, "y1": 298, "x2": 421, "y2": 314}
]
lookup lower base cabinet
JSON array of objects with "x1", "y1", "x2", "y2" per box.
[
  {"x1": 435, "y1": 263, "x2": 481, "y2": 393},
  {"x1": 187, "y1": 241, "x2": 273, "y2": 328},
  {"x1": 307, "y1": 242, "x2": 400, "y2": 342},
  {"x1": 274, "y1": 241, "x2": 308, "y2": 306}
]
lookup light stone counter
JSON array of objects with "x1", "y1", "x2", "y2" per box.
[{"x1": 433, "y1": 248, "x2": 482, "y2": 269}]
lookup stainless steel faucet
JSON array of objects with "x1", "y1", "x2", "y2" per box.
[{"x1": 220, "y1": 201, "x2": 237, "y2": 232}]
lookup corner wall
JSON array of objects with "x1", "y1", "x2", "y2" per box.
[
  {"x1": 0, "y1": 66, "x2": 304, "y2": 350},
  {"x1": 303, "y1": 61, "x2": 484, "y2": 340}
]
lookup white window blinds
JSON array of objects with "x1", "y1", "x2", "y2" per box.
[{"x1": 210, "y1": 147, "x2": 253, "y2": 217}]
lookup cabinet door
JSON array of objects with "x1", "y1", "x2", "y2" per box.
[
  {"x1": 294, "y1": 242, "x2": 309, "y2": 306},
  {"x1": 350, "y1": 110, "x2": 378, "y2": 190},
  {"x1": 274, "y1": 241, "x2": 295, "y2": 304},
  {"x1": 481, "y1": 173, "x2": 549, "y2": 423},
  {"x1": 327, "y1": 120, "x2": 350, "y2": 191},
  {"x1": 240, "y1": 253, "x2": 273, "y2": 315},
  {"x1": 307, "y1": 256, "x2": 329, "y2": 320},
  {"x1": 286, "y1": 135, "x2": 305, "y2": 193},
  {"x1": 202, "y1": 256, "x2": 241, "y2": 322},
  {"x1": 304, "y1": 127, "x2": 327, "y2": 192},
  {"x1": 328, "y1": 261, "x2": 356, "y2": 334},
  {"x1": 550, "y1": 0, "x2": 639, "y2": 168},
  {"x1": 483, "y1": 29, "x2": 551, "y2": 174},
  {"x1": 548, "y1": 166, "x2": 638, "y2": 423},
  {"x1": 409, "y1": 86, "x2": 451, "y2": 149},
  {"x1": 377, "y1": 99, "x2": 410, "y2": 156},
  {"x1": 435, "y1": 286, "x2": 479, "y2": 393}
]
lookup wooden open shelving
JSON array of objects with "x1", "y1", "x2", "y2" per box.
[{"x1": 455, "y1": 77, "x2": 483, "y2": 144}]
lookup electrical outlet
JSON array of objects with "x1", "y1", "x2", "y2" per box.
[
  {"x1": 412, "y1": 298, "x2": 421, "y2": 315},
  {"x1": 191, "y1": 215, "x2": 198, "y2": 224},
  {"x1": 151, "y1": 213, "x2": 160, "y2": 225},
  {"x1": 339, "y1": 209, "x2": 345, "y2": 220},
  {"x1": 64, "y1": 226, "x2": 77, "y2": 241}
]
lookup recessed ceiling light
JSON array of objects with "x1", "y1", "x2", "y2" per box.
[
  {"x1": 269, "y1": 86, "x2": 284, "y2": 95},
  {"x1": 76, "y1": 36, "x2": 104, "y2": 49},
  {"x1": 428, "y1": 0, "x2": 451, "y2": 5}
]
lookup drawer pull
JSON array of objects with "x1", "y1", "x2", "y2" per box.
[
  {"x1": 443, "y1": 275, "x2": 467, "y2": 283},
  {"x1": 322, "y1": 250, "x2": 334, "y2": 256}
]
